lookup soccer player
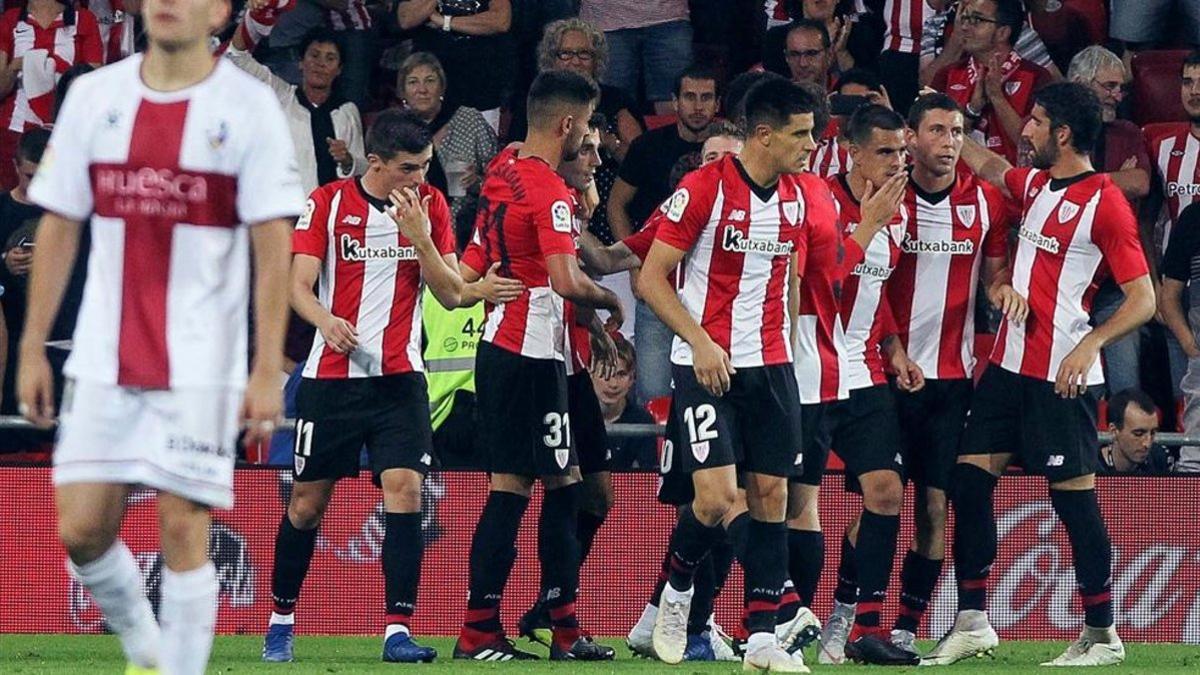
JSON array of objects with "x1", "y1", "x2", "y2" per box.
[
  {"x1": 264, "y1": 109, "x2": 494, "y2": 663},
  {"x1": 640, "y1": 77, "x2": 819, "y2": 673},
  {"x1": 925, "y1": 81, "x2": 1154, "y2": 667},
  {"x1": 882, "y1": 92, "x2": 1024, "y2": 654},
  {"x1": 818, "y1": 104, "x2": 921, "y2": 666},
  {"x1": 453, "y1": 70, "x2": 623, "y2": 662},
  {"x1": 17, "y1": 0, "x2": 304, "y2": 671}
]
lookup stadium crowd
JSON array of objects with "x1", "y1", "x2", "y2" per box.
[{"x1": 6, "y1": 0, "x2": 1200, "y2": 672}]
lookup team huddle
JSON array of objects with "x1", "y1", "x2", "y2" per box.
[{"x1": 15, "y1": 0, "x2": 1154, "y2": 672}]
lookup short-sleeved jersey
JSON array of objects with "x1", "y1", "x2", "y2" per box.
[
  {"x1": 992, "y1": 168, "x2": 1148, "y2": 384},
  {"x1": 29, "y1": 55, "x2": 304, "y2": 389},
  {"x1": 465, "y1": 151, "x2": 577, "y2": 360},
  {"x1": 649, "y1": 156, "x2": 805, "y2": 368},
  {"x1": 887, "y1": 171, "x2": 1010, "y2": 380},
  {"x1": 293, "y1": 178, "x2": 454, "y2": 379},
  {"x1": 0, "y1": 7, "x2": 103, "y2": 132},
  {"x1": 564, "y1": 186, "x2": 592, "y2": 376},
  {"x1": 828, "y1": 174, "x2": 907, "y2": 390},
  {"x1": 1150, "y1": 126, "x2": 1200, "y2": 253},
  {"x1": 792, "y1": 172, "x2": 849, "y2": 404},
  {"x1": 933, "y1": 53, "x2": 1052, "y2": 164},
  {"x1": 883, "y1": 0, "x2": 932, "y2": 54}
]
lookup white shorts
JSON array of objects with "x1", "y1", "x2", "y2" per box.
[{"x1": 53, "y1": 379, "x2": 244, "y2": 508}]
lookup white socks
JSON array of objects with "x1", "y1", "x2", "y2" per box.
[
  {"x1": 269, "y1": 611, "x2": 295, "y2": 626},
  {"x1": 746, "y1": 631, "x2": 775, "y2": 653},
  {"x1": 69, "y1": 540, "x2": 159, "y2": 668},
  {"x1": 160, "y1": 562, "x2": 218, "y2": 675}
]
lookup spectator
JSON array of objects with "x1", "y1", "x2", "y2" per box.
[
  {"x1": 1110, "y1": 0, "x2": 1200, "y2": 51},
  {"x1": 1161, "y1": 201, "x2": 1200, "y2": 471},
  {"x1": 878, "y1": 0, "x2": 938, "y2": 116},
  {"x1": 226, "y1": 26, "x2": 366, "y2": 196},
  {"x1": 763, "y1": 0, "x2": 885, "y2": 84},
  {"x1": 1099, "y1": 389, "x2": 1172, "y2": 475},
  {"x1": 0, "y1": 0, "x2": 102, "y2": 190},
  {"x1": 593, "y1": 333, "x2": 657, "y2": 470},
  {"x1": 808, "y1": 70, "x2": 886, "y2": 178},
  {"x1": 395, "y1": 51, "x2": 497, "y2": 242},
  {"x1": 579, "y1": 0, "x2": 692, "y2": 115},
  {"x1": 930, "y1": 0, "x2": 1053, "y2": 164},
  {"x1": 396, "y1": 0, "x2": 514, "y2": 132},
  {"x1": 776, "y1": 19, "x2": 835, "y2": 91},
  {"x1": 919, "y1": 0, "x2": 1062, "y2": 88},
  {"x1": 511, "y1": 17, "x2": 644, "y2": 245},
  {"x1": 1024, "y1": 0, "x2": 1093, "y2": 74}
]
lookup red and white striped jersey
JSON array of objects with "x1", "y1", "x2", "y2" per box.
[
  {"x1": 828, "y1": 174, "x2": 907, "y2": 390},
  {"x1": 1150, "y1": 127, "x2": 1200, "y2": 253},
  {"x1": 650, "y1": 156, "x2": 806, "y2": 368},
  {"x1": 28, "y1": 55, "x2": 304, "y2": 389},
  {"x1": 883, "y1": 0, "x2": 931, "y2": 54},
  {"x1": 327, "y1": 0, "x2": 371, "y2": 31},
  {"x1": 764, "y1": 0, "x2": 791, "y2": 28},
  {"x1": 793, "y1": 172, "x2": 849, "y2": 404},
  {"x1": 565, "y1": 187, "x2": 592, "y2": 376},
  {"x1": 0, "y1": 6, "x2": 102, "y2": 132},
  {"x1": 293, "y1": 179, "x2": 454, "y2": 379},
  {"x1": 464, "y1": 152, "x2": 577, "y2": 360},
  {"x1": 992, "y1": 168, "x2": 1148, "y2": 384},
  {"x1": 809, "y1": 132, "x2": 853, "y2": 180},
  {"x1": 887, "y1": 171, "x2": 1010, "y2": 380}
]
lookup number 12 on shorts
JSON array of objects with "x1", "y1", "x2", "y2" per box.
[{"x1": 684, "y1": 404, "x2": 718, "y2": 464}]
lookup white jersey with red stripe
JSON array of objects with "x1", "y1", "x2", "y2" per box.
[
  {"x1": 793, "y1": 172, "x2": 849, "y2": 404},
  {"x1": 828, "y1": 174, "x2": 907, "y2": 390},
  {"x1": 887, "y1": 171, "x2": 1010, "y2": 380},
  {"x1": 28, "y1": 54, "x2": 304, "y2": 389},
  {"x1": 1150, "y1": 126, "x2": 1200, "y2": 253},
  {"x1": 809, "y1": 132, "x2": 853, "y2": 180},
  {"x1": 883, "y1": 0, "x2": 931, "y2": 54},
  {"x1": 650, "y1": 156, "x2": 805, "y2": 368},
  {"x1": 993, "y1": 168, "x2": 1148, "y2": 384},
  {"x1": 293, "y1": 179, "x2": 454, "y2": 379}
]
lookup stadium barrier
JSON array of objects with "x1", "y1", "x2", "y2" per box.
[{"x1": 2, "y1": 465, "x2": 1198, "y2": 642}]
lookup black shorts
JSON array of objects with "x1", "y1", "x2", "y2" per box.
[
  {"x1": 793, "y1": 402, "x2": 834, "y2": 486},
  {"x1": 569, "y1": 372, "x2": 610, "y2": 475},
  {"x1": 893, "y1": 378, "x2": 973, "y2": 490},
  {"x1": 656, "y1": 396, "x2": 691, "y2": 506},
  {"x1": 292, "y1": 373, "x2": 434, "y2": 485},
  {"x1": 476, "y1": 342, "x2": 576, "y2": 477},
  {"x1": 431, "y1": 390, "x2": 486, "y2": 471},
  {"x1": 671, "y1": 363, "x2": 803, "y2": 478},
  {"x1": 960, "y1": 366, "x2": 1101, "y2": 482},
  {"x1": 829, "y1": 384, "x2": 905, "y2": 493}
]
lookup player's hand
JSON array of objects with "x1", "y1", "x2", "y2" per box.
[
  {"x1": 4, "y1": 246, "x2": 33, "y2": 276},
  {"x1": 1054, "y1": 335, "x2": 1100, "y2": 398},
  {"x1": 16, "y1": 344, "x2": 54, "y2": 428},
  {"x1": 590, "y1": 329, "x2": 619, "y2": 380},
  {"x1": 987, "y1": 283, "x2": 1028, "y2": 325},
  {"x1": 320, "y1": 315, "x2": 358, "y2": 353},
  {"x1": 326, "y1": 137, "x2": 352, "y2": 168},
  {"x1": 890, "y1": 349, "x2": 926, "y2": 393},
  {"x1": 240, "y1": 368, "x2": 283, "y2": 447},
  {"x1": 693, "y1": 336, "x2": 736, "y2": 397},
  {"x1": 860, "y1": 172, "x2": 907, "y2": 231},
  {"x1": 602, "y1": 294, "x2": 624, "y2": 332},
  {"x1": 477, "y1": 261, "x2": 524, "y2": 304},
  {"x1": 387, "y1": 187, "x2": 433, "y2": 243}
]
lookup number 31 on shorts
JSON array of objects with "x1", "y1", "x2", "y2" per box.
[{"x1": 542, "y1": 412, "x2": 571, "y2": 449}]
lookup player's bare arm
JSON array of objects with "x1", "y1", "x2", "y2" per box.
[
  {"x1": 982, "y1": 254, "x2": 1027, "y2": 325},
  {"x1": 960, "y1": 135, "x2": 1014, "y2": 197},
  {"x1": 546, "y1": 252, "x2": 623, "y2": 325},
  {"x1": 1055, "y1": 274, "x2": 1155, "y2": 399},
  {"x1": 16, "y1": 212, "x2": 83, "y2": 426},
  {"x1": 577, "y1": 230, "x2": 640, "y2": 275},
  {"x1": 459, "y1": 262, "x2": 525, "y2": 307},
  {"x1": 883, "y1": 335, "x2": 925, "y2": 393},
  {"x1": 244, "y1": 218, "x2": 292, "y2": 445},
  {"x1": 291, "y1": 254, "x2": 358, "y2": 354},
  {"x1": 388, "y1": 187, "x2": 465, "y2": 309},
  {"x1": 640, "y1": 239, "x2": 735, "y2": 397}
]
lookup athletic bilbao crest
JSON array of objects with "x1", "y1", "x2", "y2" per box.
[
  {"x1": 956, "y1": 204, "x2": 977, "y2": 228},
  {"x1": 295, "y1": 454, "x2": 306, "y2": 475},
  {"x1": 1004, "y1": 80, "x2": 1021, "y2": 96},
  {"x1": 691, "y1": 441, "x2": 710, "y2": 463},
  {"x1": 1057, "y1": 200, "x2": 1080, "y2": 223},
  {"x1": 783, "y1": 199, "x2": 802, "y2": 226},
  {"x1": 555, "y1": 448, "x2": 569, "y2": 469}
]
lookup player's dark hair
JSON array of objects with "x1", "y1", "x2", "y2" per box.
[
  {"x1": 987, "y1": 0, "x2": 1025, "y2": 47},
  {"x1": 1033, "y1": 81, "x2": 1103, "y2": 154},
  {"x1": 787, "y1": 19, "x2": 831, "y2": 51},
  {"x1": 17, "y1": 127, "x2": 50, "y2": 164},
  {"x1": 836, "y1": 67, "x2": 882, "y2": 94},
  {"x1": 1183, "y1": 49, "x2": 1200, "y2": 75},
  {"x1": 844, "y1": 103, "x2": 906, "y2": 145},
  {"x1": 300, "y1": 28, "x2": 342, "y2": 64},
  {"x1": 744, "y1": 78, "x2": 829, "y2": 138},
  {"x1": 1109, "y1": 388, "x2": 1158, "y2": 429},
  {"x1": 526, "y1": 70, "x2": 599, "y2": 132},
  {"x1": 588, "y1": 111, "x2": 607, "y2": 132},
  {"x1": 674, "y1": 63, "x2": 719, "y2": 98},
  {"x1": 724, "y1": 71, "x2": 787, "y2": 126},
  {"x1": 366, "y1": 109, "x2": 432, "y2": 160},
  {"x1": 907, "y1": 92, "x2": 963, "y2": 129}
]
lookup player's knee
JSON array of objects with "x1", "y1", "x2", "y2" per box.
[
  {"x1": 863, "y1": 475, "x2": 904, "y2": 515},
  {"x1": 693, "y1": 487, "x2": 736, "y2": 524},
  {"x1": 288, "y1": 493, "x2": 331, "y2": 529},
  {"x1": 58, "y1": 517, "x2": 117, "y2": 563},
  {"x1": 381, "y1": 470, "x2": 424, "y2": 513}
]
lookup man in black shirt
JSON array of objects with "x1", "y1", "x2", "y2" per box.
[
  {"x1": 594, "y1": 334, "x2": 657, "y2": 470},
  {"x1": 1160, "y1": 200, "x2": 1200, "y2": 472},
  {"x1": 1099, "y1": 389, "x2": 1172, "y2": 475}
]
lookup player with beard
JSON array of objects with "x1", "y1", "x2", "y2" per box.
[
  {"x1": 18, "y1": 0, "x2": 304, "y2": 672},
  {"x1": 925, "y1": 81, "x2": 1154, "y2": 667},
  {"x1": 453, "y1": 70, "x2": 623, "y2": 662}
]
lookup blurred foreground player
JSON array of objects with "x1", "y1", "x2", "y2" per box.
[
  {"x1": 453, "y1": 70, "x2": 623, "y2": 662},
  {"x1": 925, "y1": 82, "x2": 1154, "y2": 667},
  {"x1": 17, "y1": 0, "x2": 304, "y2": 672}
]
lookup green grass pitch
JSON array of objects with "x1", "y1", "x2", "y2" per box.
[{"x1": 3, "y1": 635, "x2": 1200, "y2": 673}]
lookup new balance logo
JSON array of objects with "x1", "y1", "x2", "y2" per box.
[
  {"x1": 1047, "y1": 455, "x2": 1065, "y2": 467},
  {"x1": 728, "y1": 209, "x2": 747, "y2": 221},
  {"x1": 722, "y1": 226, "x2": 794, "y2": 255},
  {"x1": 341, "y1": 214, "x2": 362, "y2": 225}
]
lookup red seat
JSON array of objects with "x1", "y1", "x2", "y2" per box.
[
  {"x1": 646, "y1": 395, "x2": 672, "y2": 425},
  {"x1": 1131, "y1": 50, "x2": 1191, "y2": 125}
]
